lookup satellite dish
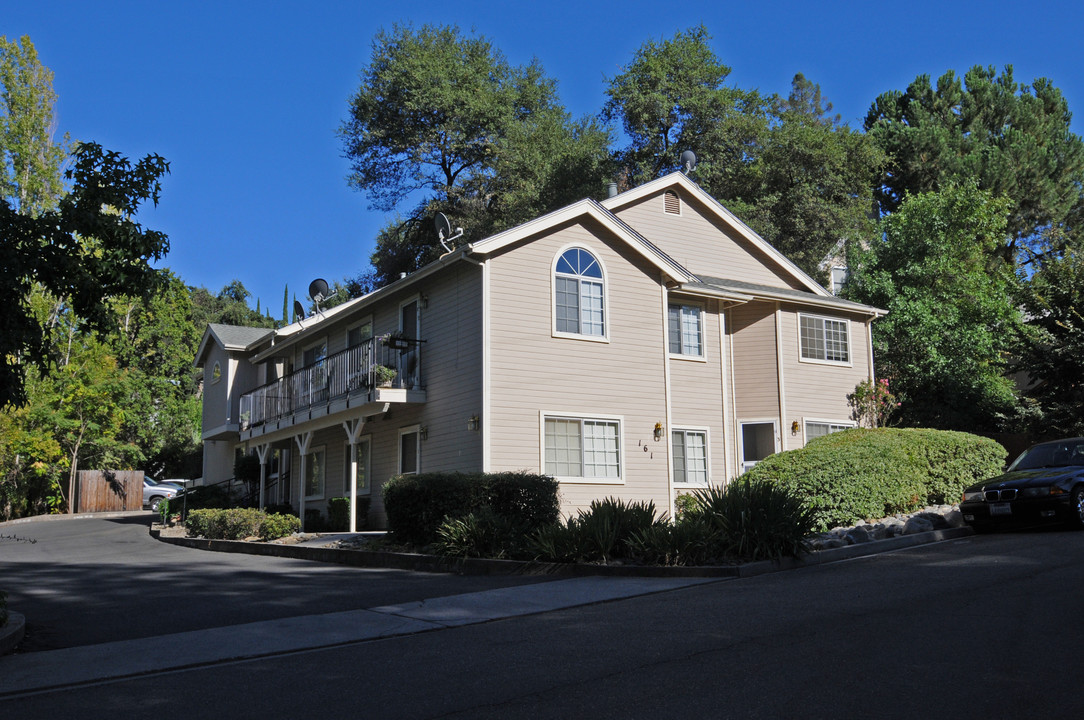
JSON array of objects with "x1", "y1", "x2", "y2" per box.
[
  {"x1": 433, "y1": 212, "x2": 464, "y2": 253},
  {"x1": 680, "y1": 150, "x2": 697, "y2": 174},
  {"x1": 293, "y1": 300, "x2": 306, "y2": 321},
  {"x1": 308, "y1": 278, "x2": 329, "y2": 303}
]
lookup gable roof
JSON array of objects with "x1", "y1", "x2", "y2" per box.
[
  {"x1": 194, "y1": 323, "x2": 275, "y2": 367},
  {"x1": 466, "y1": 198, "x2": 695, "y2": 283},
  {"x1": 600, "y1": 172, "x2": 829, "y2": 296}
]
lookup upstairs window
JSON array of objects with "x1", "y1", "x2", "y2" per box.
[
  {"x1": 799, "y1": 314, "x2": 850, "y2": 364},
  {"x1": 555, "y1": 248, "x2": 605, "y2": 338},
  {"x1": 668, "y1": 304, "x2": 703, "y2": 356}
]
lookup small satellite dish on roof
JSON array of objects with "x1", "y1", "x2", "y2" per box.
[
  {"x1": 680, "y1": 150, "x2": 697, "y2": 174},
  {"x1": 293, "y1": 300, "x2": 306, "y2": 322},
  {"x1": 434, "y1": 212, "x2": 464, "y2": 253}
]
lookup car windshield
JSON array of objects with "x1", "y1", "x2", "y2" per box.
[{"x1": 1009, "y1": 440, "x2": 1084, "y2": 470}]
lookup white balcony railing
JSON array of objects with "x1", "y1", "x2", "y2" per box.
[{"x1": 239, "y1": 338, "x2": 421, "y2": 429}]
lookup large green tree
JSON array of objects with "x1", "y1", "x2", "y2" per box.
[
  {"x1": 604, "y1": 31, "x2": 881, "y2": 280},
  {"x1": 0, "y1": 35, "x2": 69, "y2": 215},
  {"x1": 1, "y1": 142, "x2": 171, "y2": 407},
  {"x1": 731, "y1": 73, "x2": 883, "y2": 277},
  {"x1": 847, "y1": 184, "x2": 1023, "y2": 430},
  {"x1": 340, "y1": 23, "x2": 611, "y2": 288},
  {"x1": 865, "y1": 65, "x2": 1084, "y2": 265},
  {"x1": 601, "y1": 25, "x2": 766, "y2": 196},
  {"x1": 1016, "y1": 250, "x2": 1084, "y2": 437}
]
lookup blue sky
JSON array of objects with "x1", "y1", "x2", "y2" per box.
[{"x1": 7, "y1": 1, "x2": 1084, "y2": 313}]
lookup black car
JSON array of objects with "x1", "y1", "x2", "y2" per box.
[{"x1": 960, "y1": 437, "x2": 1084, "y2": 531}]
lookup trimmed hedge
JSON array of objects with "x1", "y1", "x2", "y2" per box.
[
  {"x1": 383, "y1": 471, "x2": 560, "y2": 545},
  {"x1": 744, "y1": 428, "x2": 1006, "y2": 531},
  {"x1": 185, "y1": 508, "x2": 301, "y2": 541}
]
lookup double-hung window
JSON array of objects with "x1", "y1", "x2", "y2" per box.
[
  {"x1": 799, "y1": 314, "x2": 850, "y2": 364},
  {"x1": 544, "y1": 416, "x2": 621, "y2": 481},
  {"x1": 672, "y1": 429, "x2": 708, "y2": 484},
  {"x1": 668, "y1": 304, "x2": 703, "y2": 356},
  {"x1": 555, "y1": 248, "x2": 605, "y2": 338}
]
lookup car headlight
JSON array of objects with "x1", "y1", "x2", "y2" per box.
[
  {"x1": 1020, "y1": 486, "x2": 1051, "y2": 498},
  {"x1": 962, "y1": 490, "x2": 985, "y2": 502}
]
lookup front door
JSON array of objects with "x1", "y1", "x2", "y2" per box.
[{"x1": 740, "y1": 421, "x2": 778, "y2": 474}]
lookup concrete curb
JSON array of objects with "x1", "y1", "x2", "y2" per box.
[
  {"x1": 154, "y1": 526, "x2": 975, "y2": 578},
  {"x1": 0, "y1": 613, "x2": 26, "y2": 656}
]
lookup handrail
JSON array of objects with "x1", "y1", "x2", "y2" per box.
[{"x1": 239, "y1": 337, "x2": 421, "y2": 428}]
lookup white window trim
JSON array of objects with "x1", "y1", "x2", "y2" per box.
[
  {"x1": 344, "y1": 435, "x2": 372, "y2": 496},
  {"x1": 398, "y1": 424, "x2": 421, "y2": 476},
  {"x1": 551, "y1": 244, "x2": 610, "y2": 344},
  {"x1": 667, "y1": 301, "x2": 706, "y2": 361},
  {"x1": 671, "y1": 426, "x2": 711, "y2": 486},
  {"x1": 539, "y1": 411, "x2": 624, "y2": 485},
  {"x1": 739, "y1": 419, "x2": 780, "y2": 474},
  {"x1": 797, "y1": 312, "x2": 853, "y2": 367},
  {"x1": 303, "y1": 444, "x2": 326, "y2": 501},
  {"x1": 803, "y1": 418, "x2": 855, "y2": 445}
]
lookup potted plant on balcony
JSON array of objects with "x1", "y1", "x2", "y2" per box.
[{"x1": 373, "y1": 364, "x2": 397, "y2": 388}]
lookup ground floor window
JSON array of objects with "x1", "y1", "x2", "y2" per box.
[
  {"x1": 544, "y1": 416, "x2": 621, "y2": 480},
  {"x1": 672, "y1": 429, "x2": 708, "y2": 484},
  {"x1": 304, "y1": 446, "x2": 325, "y2": 500},
  {"x1": 805, "y1": 420, "x2": 853, "y2": 442}
]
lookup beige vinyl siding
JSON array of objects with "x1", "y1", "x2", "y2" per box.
[
  {"x1": 729, "y1": 302, "x2": 781, "y2": 420},
  {"x1": 612, "y1": 190, "x2": 807, "y2": 290},
  {"x1": 668, "y1": 296, "x2": 728, "y2": 484},
  {"x1": 201, "y1": 344, "x2": 231, "y2": 435},
  {"x1": 778, "y1": 305, "x2": 872, "y2": 446},
  {"x1": 486, "y1": 218, "x2": 671, "y2": 515}
]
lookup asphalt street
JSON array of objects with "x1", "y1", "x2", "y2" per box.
[{"x1": 3, "y1": 514, "x2": 1083, "y2": 718}]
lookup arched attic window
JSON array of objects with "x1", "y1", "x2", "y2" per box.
[{"x1": 554, "y1": 247, "x2": 605, "y2": 338}]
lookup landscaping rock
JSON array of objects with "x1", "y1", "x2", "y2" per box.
[{"x1": 807, "y1": 504, "x2": 962, "y2": 551}]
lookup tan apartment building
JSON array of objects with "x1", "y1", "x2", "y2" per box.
[{"x1": 195, "y1": 172, "x2": 884, "y2": 530}]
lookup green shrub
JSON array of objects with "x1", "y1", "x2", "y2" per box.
[
  {"x1": 434, "y1": 508, "x2": 522, "y2": 559},
  {"x1": 626, "y1": 515, "x2": 721, "y2": 566},
  {"x1": 673, "y1": 492, "x2": 698, "y2": 520},
  {"x1": 259, "y1": 512, "x2": 301, "y2": 541},
  {"x1": 383, "y1": 471, "x2": 559, "y2": 546},
  {"x1": 690, "y1": 478, "x2": 816, "y2": 561},
  {"x1": 324, "y1": 496, "x2": 370, "y2": 532},
  {"x1": 530, "y1": 498, "x2": 664, "y2": 563},
  {"x1": 184, "y1": 508, "x2": 300, "y2": 541},
  {"x1": 304, "y1": 508, "x2": 326, "y2": 532},
  {"x1": 158, "y1": 497, "x2": 171, "y2": 525},
  {"x1": 744, "y1": 428, "x2": 1006, "y2": 531}
]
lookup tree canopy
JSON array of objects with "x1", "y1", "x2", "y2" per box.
[
  {"x1": 865, "y1": 65, "x2": 1084, "y2": 265},
  {"x1": 846, "y1": 184, "x2": 1023, "y2": 430},
  {"x1": 603, "y1": 30, "x2": 881, "y2": 280},
  {"x1": 341, "y1": 23, "x2": 611, "y2": 288}
]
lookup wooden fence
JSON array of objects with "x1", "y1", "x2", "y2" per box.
[{"x1": 75, "y1": 470, "x2": 144, "y2": 513}]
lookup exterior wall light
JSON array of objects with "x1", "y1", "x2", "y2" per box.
[
  {"x1": 467, "y1": 415, "x2": 480, "y2": 432},
  {"x1": 791, "y1": 420, "x2": 800, "y2": 435},
  {"x1": 420, "y1": 426, "x2": 428, "y2": 441},
  {"x1": 653, "y1": 422, "x2": 663, "y2": 441}
]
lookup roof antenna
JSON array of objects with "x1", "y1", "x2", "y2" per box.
[
  {"x1": 308, "y1": 278, "x2": 329, "y2": 314},
  {"x1": 434, "y1": 212, "x2": 464, "y2": 253},
  {"x1": 680, "y1": 150, "x2": 697, "y2": 174}
]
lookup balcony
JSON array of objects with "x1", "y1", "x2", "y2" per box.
[{"x1": 238, "y1": 337, "x2": 424, "y2": 439}]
